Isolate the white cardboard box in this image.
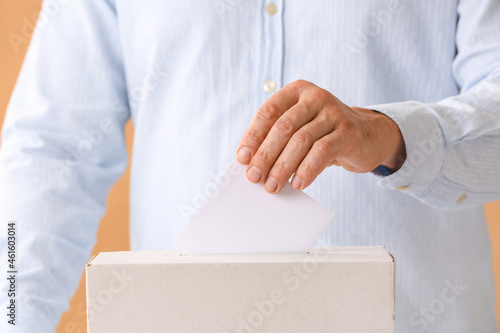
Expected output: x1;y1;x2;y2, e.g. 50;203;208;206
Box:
86;246;395;333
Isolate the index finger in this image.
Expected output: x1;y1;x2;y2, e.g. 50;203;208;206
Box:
236;80;304;165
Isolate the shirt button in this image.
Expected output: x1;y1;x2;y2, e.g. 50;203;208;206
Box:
396;185;409;191
266;3;278;15
457;194;467;203
263;80;277;93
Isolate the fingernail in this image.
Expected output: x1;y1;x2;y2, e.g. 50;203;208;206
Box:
291;175;302;190
265;177;278;193
236;147;251;165
247;166;262;183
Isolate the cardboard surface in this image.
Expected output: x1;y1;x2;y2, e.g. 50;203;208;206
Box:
86;247;395;332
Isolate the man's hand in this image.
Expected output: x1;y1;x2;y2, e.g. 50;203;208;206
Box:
236;80;406;194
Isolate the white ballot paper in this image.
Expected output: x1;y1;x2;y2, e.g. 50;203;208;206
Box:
174;161;334;254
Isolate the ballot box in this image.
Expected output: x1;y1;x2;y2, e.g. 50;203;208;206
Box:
86;246;395;333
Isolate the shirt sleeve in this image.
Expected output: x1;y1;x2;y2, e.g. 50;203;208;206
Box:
0;0;130;331
369;0;500;210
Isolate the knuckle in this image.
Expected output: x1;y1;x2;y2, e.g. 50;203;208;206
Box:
299;161;316;177
244;127;263;144
254;149;273;164
256;103;279;121
302;95;317;110
338;119;357;136
308;88;330;101
292;130;313;145
303;89;331;110
271;162;288;178
316;112;332;126
322;105;340;118
274;117;296;136
313;140;331;155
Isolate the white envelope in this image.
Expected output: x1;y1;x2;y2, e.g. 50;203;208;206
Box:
174;161;334;254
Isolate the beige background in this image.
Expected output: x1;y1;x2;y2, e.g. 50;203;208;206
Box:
0;2;498;332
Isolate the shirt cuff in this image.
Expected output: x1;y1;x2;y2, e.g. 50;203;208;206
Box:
372;165;393;177
368;101;446;198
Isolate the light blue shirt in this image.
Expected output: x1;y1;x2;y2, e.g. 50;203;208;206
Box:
1;0;500;332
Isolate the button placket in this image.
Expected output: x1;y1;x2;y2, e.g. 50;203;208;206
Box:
260;1;284;97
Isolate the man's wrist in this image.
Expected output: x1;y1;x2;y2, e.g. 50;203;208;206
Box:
373;109;406;172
